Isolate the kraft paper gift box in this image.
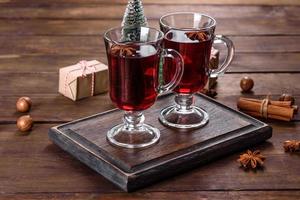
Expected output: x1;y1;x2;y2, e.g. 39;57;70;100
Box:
59;60;108;101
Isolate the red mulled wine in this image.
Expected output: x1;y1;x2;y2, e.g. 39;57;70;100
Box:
163;31;213;94
107;44;160;111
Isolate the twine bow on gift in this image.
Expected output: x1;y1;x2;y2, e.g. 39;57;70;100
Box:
64;60;98;99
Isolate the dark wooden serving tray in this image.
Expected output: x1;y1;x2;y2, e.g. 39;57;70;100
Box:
48;94;272;192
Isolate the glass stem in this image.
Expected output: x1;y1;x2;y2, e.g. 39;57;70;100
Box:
175;94;194;113
123;111;145;131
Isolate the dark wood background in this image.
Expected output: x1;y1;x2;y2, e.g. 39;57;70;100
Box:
0;0;299;199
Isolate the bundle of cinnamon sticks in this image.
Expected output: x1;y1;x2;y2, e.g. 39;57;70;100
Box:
237;97;297;121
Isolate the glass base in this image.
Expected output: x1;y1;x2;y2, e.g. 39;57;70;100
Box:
107;111;160;149
107;123;160;149
159;94;209;129
159;105;209;129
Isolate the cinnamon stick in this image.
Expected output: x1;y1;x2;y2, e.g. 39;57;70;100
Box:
242;111;291;121
240;97;292;108
237;97;295;121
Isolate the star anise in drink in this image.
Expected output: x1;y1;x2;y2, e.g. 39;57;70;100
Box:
237;150;265;169
283;140;300;152
185;31;208;41
111;44;135;56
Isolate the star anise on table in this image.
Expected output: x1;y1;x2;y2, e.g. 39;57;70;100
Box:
237;150;266;169
111;44;135;56
283;140;300;152
185;31;208;41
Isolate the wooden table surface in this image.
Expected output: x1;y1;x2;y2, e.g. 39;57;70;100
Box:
0;0;300;199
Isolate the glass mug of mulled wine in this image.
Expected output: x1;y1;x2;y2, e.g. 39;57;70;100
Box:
104;26;184;149
159;12;235;129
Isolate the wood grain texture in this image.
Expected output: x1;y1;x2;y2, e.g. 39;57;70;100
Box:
0;123;299;194
1;53;299;73
0;36;299;56
0;94;299;123
1;191;300;200
1;73;299;96
0;0;300;198
1;0;300;6
0;94;114;122
0;4;299;19
48;94;272;191
88;191;300;200
1;18;299;36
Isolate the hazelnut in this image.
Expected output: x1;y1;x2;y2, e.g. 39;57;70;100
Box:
240;77;254;92
17;115;33;132
16;97;32;112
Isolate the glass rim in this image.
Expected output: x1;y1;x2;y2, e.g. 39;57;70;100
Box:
103;26;164;45
159;12;217;31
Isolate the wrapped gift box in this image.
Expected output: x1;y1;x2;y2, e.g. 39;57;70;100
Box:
59;60;108;101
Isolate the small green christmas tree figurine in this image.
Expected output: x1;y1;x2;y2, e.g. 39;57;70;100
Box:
121;0;148;41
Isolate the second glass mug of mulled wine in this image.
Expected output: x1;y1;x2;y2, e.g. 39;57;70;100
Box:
159;12;235;129
104;26;184;149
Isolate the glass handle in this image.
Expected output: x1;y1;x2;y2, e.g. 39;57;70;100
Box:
210;35;235;78
158;49;184;94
